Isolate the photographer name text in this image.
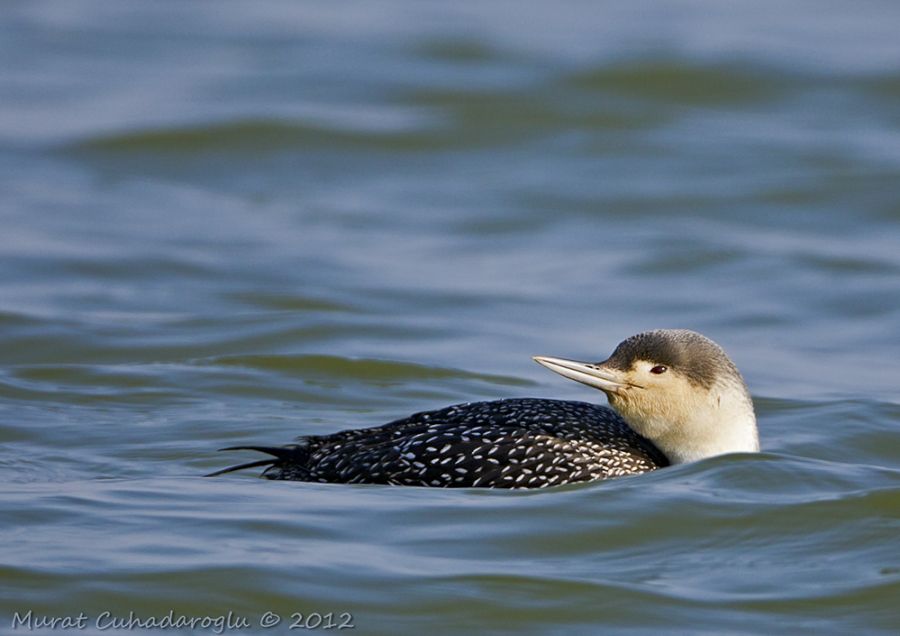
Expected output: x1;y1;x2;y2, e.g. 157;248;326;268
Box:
11;610;354;632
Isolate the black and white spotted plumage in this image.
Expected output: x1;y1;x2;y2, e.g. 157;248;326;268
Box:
212;398;668;488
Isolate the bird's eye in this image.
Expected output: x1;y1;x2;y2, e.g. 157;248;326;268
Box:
650;365;667;374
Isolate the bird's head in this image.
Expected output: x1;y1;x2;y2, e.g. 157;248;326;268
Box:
534;329;758;464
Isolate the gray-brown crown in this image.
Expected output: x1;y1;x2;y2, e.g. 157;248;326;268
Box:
602;329;743;390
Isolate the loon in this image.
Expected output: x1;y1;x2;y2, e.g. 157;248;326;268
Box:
208;329;758;488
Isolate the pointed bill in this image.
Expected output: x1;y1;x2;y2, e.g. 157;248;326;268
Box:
532;356;632;394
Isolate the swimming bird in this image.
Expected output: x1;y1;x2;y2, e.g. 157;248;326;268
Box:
208;329;758;488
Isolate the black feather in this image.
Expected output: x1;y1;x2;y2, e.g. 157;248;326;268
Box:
204;458;277;477
219;445;296;460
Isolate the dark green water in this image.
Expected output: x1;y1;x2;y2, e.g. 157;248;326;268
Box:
2;2;899;634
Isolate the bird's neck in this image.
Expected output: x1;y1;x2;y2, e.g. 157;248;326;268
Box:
617;381;759;465
658;405;758;465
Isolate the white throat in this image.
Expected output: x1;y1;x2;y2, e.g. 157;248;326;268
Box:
617;379;759;465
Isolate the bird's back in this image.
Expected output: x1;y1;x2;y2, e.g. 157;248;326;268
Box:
243;398;668;488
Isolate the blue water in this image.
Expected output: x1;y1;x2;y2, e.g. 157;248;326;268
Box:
1;2;899;634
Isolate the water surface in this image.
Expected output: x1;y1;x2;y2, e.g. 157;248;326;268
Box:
1;2;899;634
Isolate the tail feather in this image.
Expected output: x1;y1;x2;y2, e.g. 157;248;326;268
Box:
204;458;277;477
219;445;297;460
206;444;307;478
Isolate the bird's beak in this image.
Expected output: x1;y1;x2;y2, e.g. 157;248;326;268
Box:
532;356;632;395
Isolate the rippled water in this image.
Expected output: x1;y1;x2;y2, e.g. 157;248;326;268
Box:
2;2;899;634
